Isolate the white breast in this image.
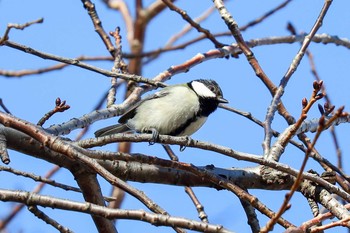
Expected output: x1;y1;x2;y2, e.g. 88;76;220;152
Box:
128;85;203;136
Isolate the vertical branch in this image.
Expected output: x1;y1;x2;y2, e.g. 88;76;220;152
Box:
108;27;128;107
287;21;344;184
81;0;116;57
263;0;333;156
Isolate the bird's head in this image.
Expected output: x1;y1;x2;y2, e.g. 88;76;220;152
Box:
189;79;228;104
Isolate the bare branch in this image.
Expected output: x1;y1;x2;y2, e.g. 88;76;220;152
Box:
28;205;73;233
0;189;233;233
37;98;70;126
0;18;43;44
213;0;294;131
1;40;165;87
161;0;225;48
262;0;334;159
81;0;116;57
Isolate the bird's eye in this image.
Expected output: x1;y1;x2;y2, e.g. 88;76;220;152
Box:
209;85;216;92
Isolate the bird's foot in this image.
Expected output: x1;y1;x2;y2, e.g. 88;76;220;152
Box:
179;136;192;152
149;128;159;145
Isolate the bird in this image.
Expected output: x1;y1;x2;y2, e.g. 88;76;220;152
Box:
94;79;228;143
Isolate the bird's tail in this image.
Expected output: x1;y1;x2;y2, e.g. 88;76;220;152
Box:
94;124;131;137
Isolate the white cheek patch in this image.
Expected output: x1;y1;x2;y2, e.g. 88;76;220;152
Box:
191;81;216;98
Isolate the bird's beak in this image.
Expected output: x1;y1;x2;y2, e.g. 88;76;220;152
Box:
218;97;229;104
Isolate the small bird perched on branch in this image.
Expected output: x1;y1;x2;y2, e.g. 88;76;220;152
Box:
95;79;228;143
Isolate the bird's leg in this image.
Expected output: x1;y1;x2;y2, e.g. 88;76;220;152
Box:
149;128;159;145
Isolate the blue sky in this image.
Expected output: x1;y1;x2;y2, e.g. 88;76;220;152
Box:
1;0;350;232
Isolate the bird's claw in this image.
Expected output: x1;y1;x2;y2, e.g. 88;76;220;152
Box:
149;128;159;145
179;136;192;152
180;145;186;152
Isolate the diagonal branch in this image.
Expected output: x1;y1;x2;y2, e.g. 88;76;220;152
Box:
212;0;295;132
262;0;334;156
162;0;225;48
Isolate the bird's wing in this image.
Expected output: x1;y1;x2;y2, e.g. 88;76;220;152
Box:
94;123;130;137
118;88;170;124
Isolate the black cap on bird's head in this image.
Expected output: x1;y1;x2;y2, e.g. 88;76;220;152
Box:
189;79;228;104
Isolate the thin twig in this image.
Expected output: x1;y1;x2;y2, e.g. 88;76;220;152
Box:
162;145;210;223
0;56;112;78
220;104;305;150
108;27;128;107
162;0;225;48
28;205;73;233
81;0;116;57
0;165;60;230
110;27;128;74
2;39;166;87
144;4;217;64
287;22;346;199
239;188;261;233
165;5;216;48
0;163;122;203
267;80;324;161
103;0;134;45
298;203;350;231
0;165;79;192
0;18;43;45
184;187;209;223
240;0;292;31
37;98;70;126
